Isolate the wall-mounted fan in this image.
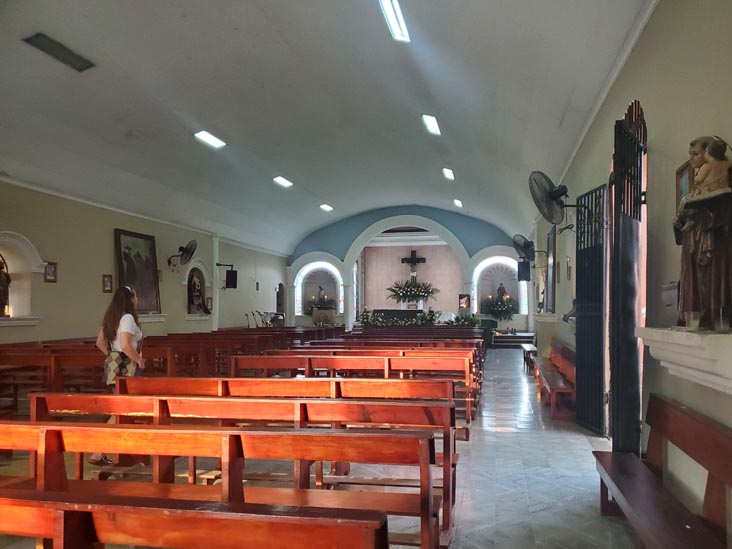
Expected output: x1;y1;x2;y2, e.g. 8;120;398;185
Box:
529;171;569;225
168;240;197;269
513;234;537;262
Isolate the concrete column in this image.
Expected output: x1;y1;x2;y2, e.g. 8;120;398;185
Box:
212;235;220;331
343;283;354;330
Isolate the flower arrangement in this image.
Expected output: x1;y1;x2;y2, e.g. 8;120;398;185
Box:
386;280;440;304
446;316;481;327
482;296;518;321
358;309;437;327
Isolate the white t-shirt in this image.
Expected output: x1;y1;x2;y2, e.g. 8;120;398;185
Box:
111;313;143;353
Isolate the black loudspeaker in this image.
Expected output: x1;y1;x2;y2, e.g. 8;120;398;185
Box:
225;270;238;289
518;260;531;281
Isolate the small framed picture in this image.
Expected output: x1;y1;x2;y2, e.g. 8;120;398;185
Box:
102;274;113;293
459;294;470;310
676;160;694;209
43;262;57;283
206;297;213;311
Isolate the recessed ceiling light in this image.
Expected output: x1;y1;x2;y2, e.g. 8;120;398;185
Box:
273;176;294;188
453;199;463;208
378;0;410;43
320;204;334;212
443;168;455;181
422;115;441;136
194;130;226;149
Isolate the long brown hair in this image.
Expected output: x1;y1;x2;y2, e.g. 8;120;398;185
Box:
102;286;138;342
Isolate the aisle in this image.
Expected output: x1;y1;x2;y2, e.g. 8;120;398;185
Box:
451;348;635;548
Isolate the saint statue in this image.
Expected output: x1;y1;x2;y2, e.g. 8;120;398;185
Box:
496;283;507;299
674;136;732;331
0;260;11;317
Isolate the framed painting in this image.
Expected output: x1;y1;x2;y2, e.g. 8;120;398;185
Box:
114;229;161;313
545;226;556;313
44;262;57;283
102;274;113;293
676;161;694;209
459;294;470;310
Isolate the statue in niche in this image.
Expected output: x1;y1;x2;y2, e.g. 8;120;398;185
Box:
0;260;11;317
674;136;732;331
187;268;210;315
496;282;507;299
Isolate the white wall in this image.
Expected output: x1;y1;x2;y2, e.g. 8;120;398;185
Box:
534;0;732;511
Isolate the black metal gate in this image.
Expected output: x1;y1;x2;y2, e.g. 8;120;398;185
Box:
575;185;607;435
609;100;646;454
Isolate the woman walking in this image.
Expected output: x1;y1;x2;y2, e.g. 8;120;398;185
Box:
89;285;145;466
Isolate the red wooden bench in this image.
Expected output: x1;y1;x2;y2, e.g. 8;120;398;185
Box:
530;338;575;420
31;392;456;546
2;421;439;548
594;393;729;548
0;489;389;549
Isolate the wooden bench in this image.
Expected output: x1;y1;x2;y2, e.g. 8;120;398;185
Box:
530;338;575;420
593;393;729;548
532;357;575;420
520;343;536;372
1;421;440;548
118;376;455;401
31;392;456;545
0;488;389;548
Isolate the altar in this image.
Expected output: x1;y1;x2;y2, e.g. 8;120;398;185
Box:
372;309;425;322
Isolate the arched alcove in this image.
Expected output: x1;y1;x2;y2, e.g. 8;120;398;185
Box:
0;231;46;318
471;256;528;316
293;261;344;316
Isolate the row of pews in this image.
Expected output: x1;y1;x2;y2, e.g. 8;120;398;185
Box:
0;326;486;548
0;326;344;410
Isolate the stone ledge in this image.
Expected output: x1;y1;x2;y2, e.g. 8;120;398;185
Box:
534;313;558;323
0;316;40;327
636;326;732;395
185;314;211;321
137;314;167;324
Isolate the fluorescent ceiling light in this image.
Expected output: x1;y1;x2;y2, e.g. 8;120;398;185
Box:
320;204;334;212
379;0;410;43
453;199;463;208
422;115;441;136
273;176;294;188
194;130;226;149
442;168;455;181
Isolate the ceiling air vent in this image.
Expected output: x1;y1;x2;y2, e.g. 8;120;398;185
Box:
22;33;95;73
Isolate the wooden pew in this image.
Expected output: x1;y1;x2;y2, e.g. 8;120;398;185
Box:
1;421;439;548
30;393;455;546
530;338;575;420
118;376;455;402
594;393;728;548
0;489;390;548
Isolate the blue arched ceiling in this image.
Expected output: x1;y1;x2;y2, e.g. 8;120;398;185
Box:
289;206;513;265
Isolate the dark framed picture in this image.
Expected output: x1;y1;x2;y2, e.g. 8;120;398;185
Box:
545;226;556;313
102;274;113;293
43;262;57;283
676;161;694;209
458;294;470;310
114;229;161;313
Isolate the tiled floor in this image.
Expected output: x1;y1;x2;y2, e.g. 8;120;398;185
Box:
449;349;635;548
0;348;636;548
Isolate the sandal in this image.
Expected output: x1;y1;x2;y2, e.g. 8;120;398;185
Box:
88;456;114;466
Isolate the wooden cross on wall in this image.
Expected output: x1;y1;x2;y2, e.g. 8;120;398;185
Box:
401;250;426;282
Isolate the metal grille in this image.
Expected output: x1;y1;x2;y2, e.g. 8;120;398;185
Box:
609;100;646;454
575;185;607;435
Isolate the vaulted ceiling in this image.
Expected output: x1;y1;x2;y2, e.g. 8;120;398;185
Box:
0;0;652;254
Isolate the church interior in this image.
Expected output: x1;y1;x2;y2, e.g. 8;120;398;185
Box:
1;0;732;547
